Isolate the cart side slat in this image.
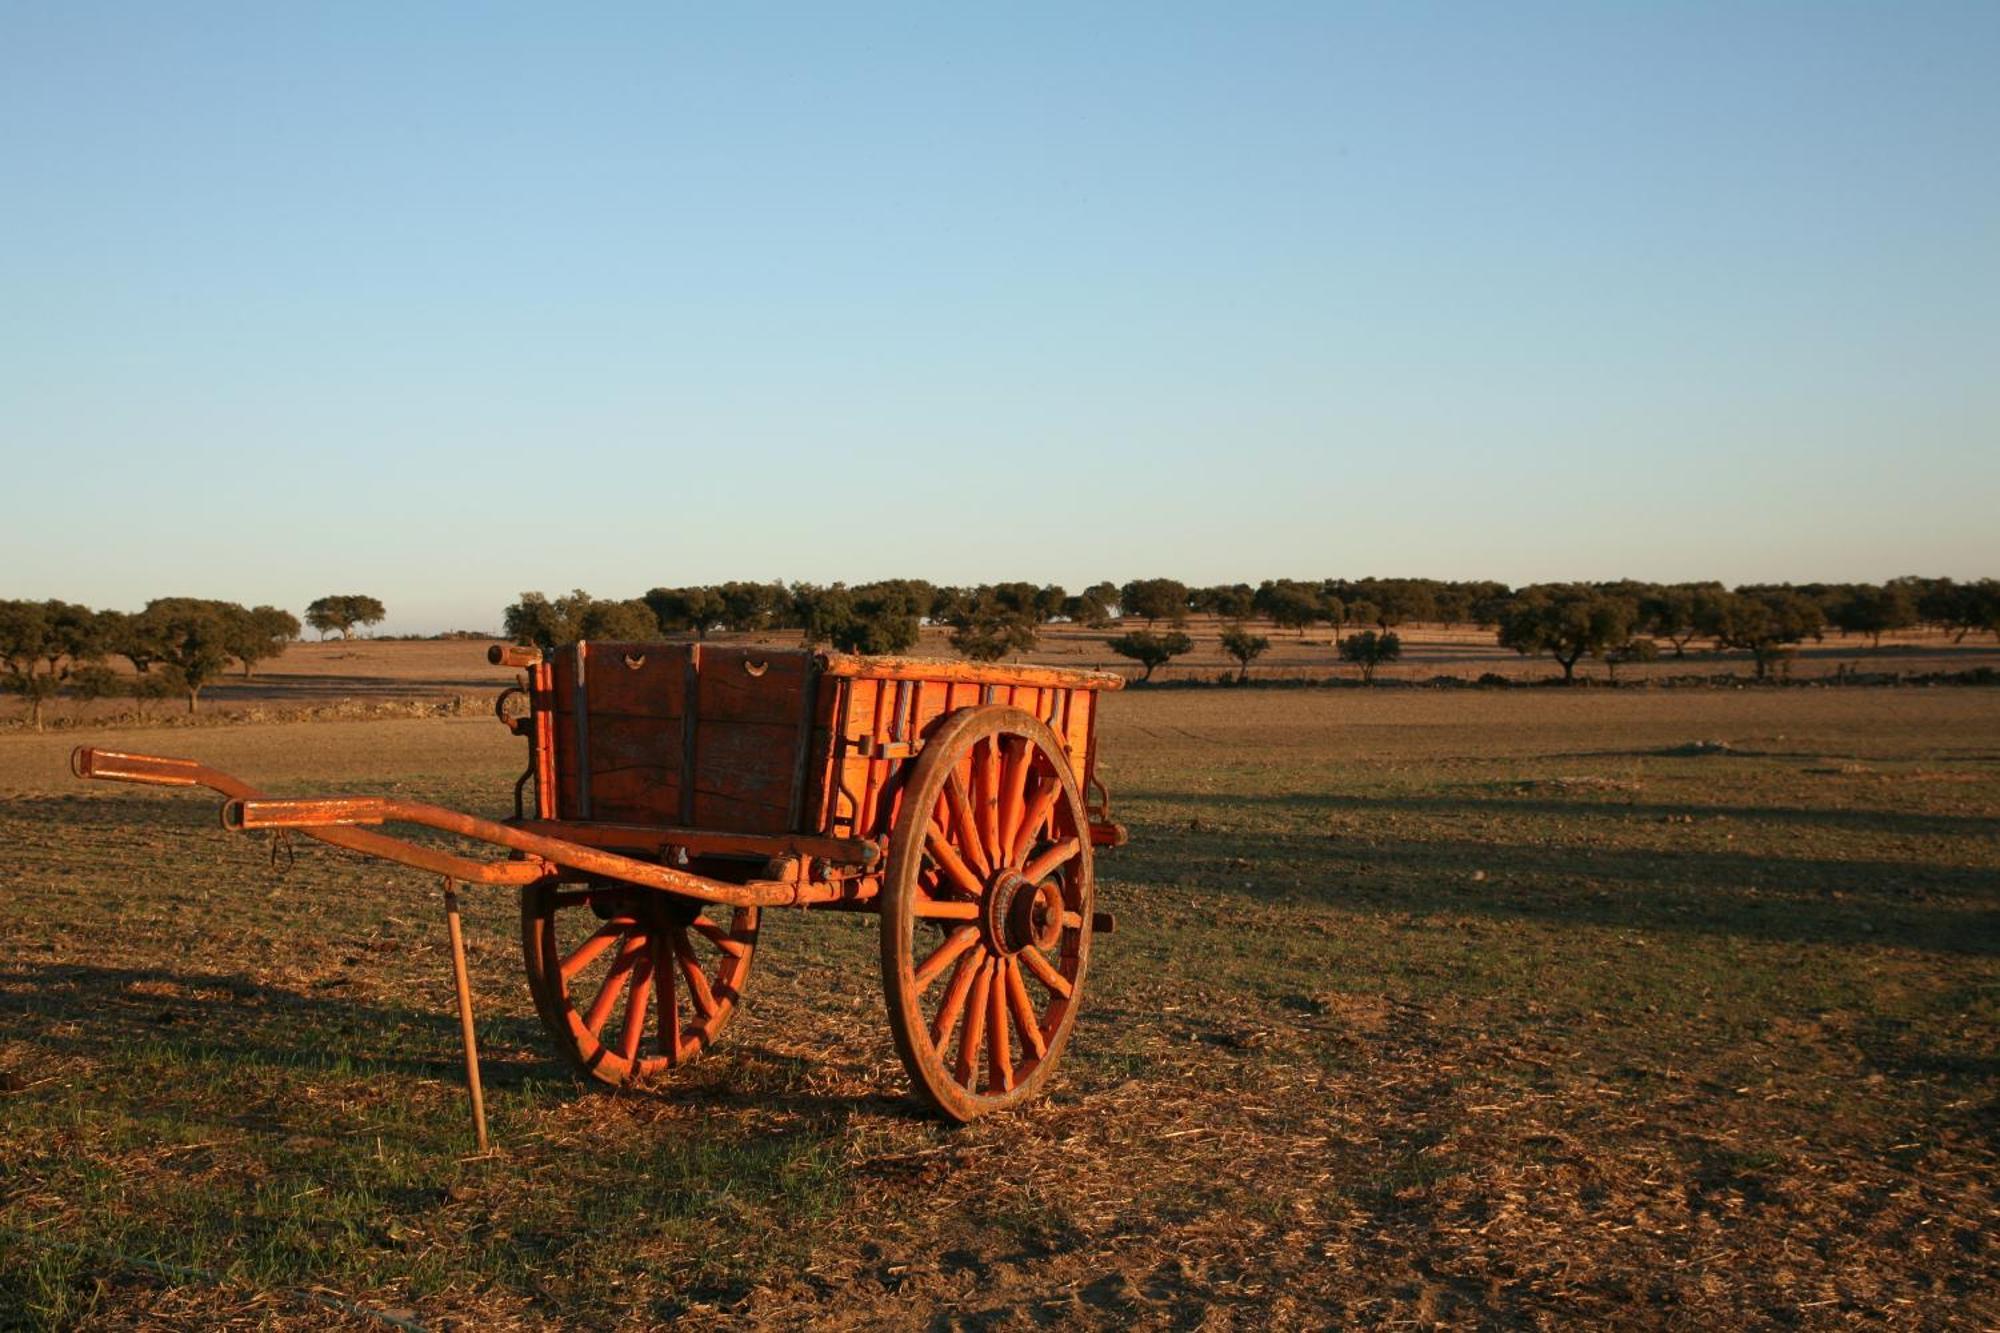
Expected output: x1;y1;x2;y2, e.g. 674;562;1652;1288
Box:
810;663;1115;845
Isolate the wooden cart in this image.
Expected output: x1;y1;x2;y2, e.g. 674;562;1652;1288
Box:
73;643;1125;1142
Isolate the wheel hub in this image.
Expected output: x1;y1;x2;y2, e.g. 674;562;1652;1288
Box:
984;871;1065;955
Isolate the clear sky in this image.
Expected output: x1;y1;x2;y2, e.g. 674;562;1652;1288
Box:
3;3;1995;633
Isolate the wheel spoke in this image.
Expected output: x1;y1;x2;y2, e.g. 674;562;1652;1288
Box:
559;922;625;983
987;962;1014;1093
1061;910;1084;930
1022;836;1081;885
955;960;993;1086
997;738;1032;867
1020;943;1073;999
1005;957;1047;1060
913;896;980;920
619;956;655;1064
691;917;750;958
975;740;1001;870
914;926;980;991
653;932;681;1063
944;770;991;879
582;933;645;1037
1009;775;1063;869
924;823;986;900
673;931;719;1019
930;952;981;1048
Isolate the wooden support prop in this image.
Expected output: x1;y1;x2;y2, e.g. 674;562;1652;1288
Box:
441;879;490;1154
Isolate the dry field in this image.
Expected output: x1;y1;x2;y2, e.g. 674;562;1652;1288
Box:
2;685;1997;1327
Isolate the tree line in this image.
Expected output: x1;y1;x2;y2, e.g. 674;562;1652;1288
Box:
502;575;2000;683
0;590;390;727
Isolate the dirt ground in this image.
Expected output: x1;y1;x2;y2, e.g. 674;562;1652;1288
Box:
1;686;1996;1328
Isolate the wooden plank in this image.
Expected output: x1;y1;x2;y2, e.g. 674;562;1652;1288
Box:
694;721;802;810
818;653;1124;691
581;643;690;717
698;648;813;723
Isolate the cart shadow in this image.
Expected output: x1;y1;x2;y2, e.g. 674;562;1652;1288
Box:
0;961;568;1087
0;961;930;1124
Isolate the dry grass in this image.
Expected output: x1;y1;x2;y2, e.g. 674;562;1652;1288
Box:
1;688;1996;1328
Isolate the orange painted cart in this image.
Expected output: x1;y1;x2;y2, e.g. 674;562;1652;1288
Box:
73;643;1125;1143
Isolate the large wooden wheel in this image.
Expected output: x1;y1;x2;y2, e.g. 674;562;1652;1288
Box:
881;706;1095;1121
521;881;758;1085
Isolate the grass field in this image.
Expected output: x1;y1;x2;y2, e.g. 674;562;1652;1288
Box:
2;686;1996;1327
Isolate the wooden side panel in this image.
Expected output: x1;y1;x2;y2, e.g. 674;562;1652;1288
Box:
546;643;831;835
820;670;1104;843
549;643;690;823
691;648;815;834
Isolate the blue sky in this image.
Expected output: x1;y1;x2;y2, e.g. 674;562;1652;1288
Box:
3;3;1995;632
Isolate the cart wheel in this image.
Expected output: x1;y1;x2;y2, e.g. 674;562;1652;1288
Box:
881;706;1094;1121
521;881;758;1086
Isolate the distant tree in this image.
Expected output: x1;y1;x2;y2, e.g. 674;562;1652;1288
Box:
1829;583;1917;647
1365;579;1435;628
134;598;239;712
1318;592;1347;642
793;584;854;645
1106;630;1193;683
830;582;922;655
128;671;175;718
715;581;785;633
1343;599;1381;634
1118;579;1189;628
1712;588;1824;679
67;663;124;717
0;599;107;729
643;586;727;638
1034;584;1069;623
947;600;1040;662
984;582;1043;622
225;605;300;678
1604;636;1659;683
1431;585;1472;628
943;586;1041;661
582;598;662;642
1891;575;1958;633
1338;629;1402;684
927;585;972;626
304;594;385;640
504;591;660;651
1060;583;1120;627
1464;582;1515;630
1218;626;1270;681
1497;585;1637;683
1254;580;1320;637
1637;584;1725;657
1193;584;1256;621
0;600;54;729
1061;591;1114;628
504;591;585;651
1950;579;2000;642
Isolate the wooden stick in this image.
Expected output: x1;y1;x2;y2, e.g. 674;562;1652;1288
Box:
442;879;489;1154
